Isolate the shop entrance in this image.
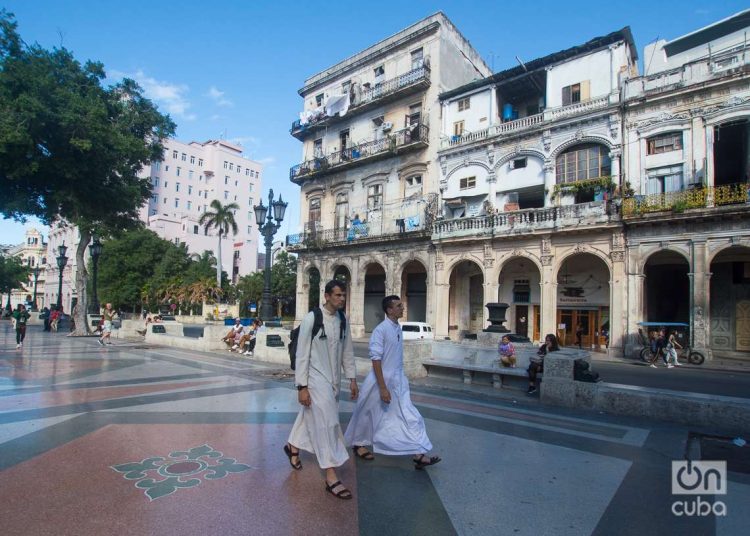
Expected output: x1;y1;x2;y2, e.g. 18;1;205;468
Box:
556;308;609;351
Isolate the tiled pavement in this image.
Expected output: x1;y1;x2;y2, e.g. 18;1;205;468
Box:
1;323;748;536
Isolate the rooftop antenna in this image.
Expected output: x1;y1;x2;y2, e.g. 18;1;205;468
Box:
645;36;659;76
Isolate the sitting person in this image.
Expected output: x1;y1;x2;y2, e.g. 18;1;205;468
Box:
527;333;560;395
49;308;61;332
235;319;263;355
498;335;516;367
222;318;245;350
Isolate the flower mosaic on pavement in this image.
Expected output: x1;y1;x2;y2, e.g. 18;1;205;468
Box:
111;444;252;500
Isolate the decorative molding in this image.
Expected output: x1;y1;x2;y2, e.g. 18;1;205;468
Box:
541;236;552;255
541;255;553;266
543;130;552;152
611;251;624;262
634;111;690;132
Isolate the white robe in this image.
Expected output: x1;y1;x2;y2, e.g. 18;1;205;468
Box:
288;308;355;469
344;318;432;455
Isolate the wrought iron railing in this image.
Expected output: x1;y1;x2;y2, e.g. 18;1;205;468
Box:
622;183;749;216
290;124;429;181
291;65;430;134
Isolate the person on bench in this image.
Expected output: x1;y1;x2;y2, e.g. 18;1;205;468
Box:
222;318;245;350
527;333;559;395
235;319;262;355
498;335;516;367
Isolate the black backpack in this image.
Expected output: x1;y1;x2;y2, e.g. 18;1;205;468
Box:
573;358;600;383
288;307;347;370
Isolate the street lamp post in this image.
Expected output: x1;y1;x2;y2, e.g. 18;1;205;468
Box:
31;267;40;311
254;189;287;323
56;243;68;310
89;235;103;313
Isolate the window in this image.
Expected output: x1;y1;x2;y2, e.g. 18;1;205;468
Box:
367;184;383;210
199;175;203;182
225;176;229;184
153;177;159;187
453;121;465;137
245;168;250;176
555;144;611;183
181;153;186;161
309;198;321;226
151;194;158;203
165;165;169;171
193;225;199;234
457;97;470;111
224;161;228;169
562;80;590;106
175;182;180;192
224;191;229;199
313;138;323;157
407;103;421;126
229;163;234;171
155;162;161;171
460;176;476;190
247;226;252;234
342;80;351;96
249;183;253;192
198;158;203;167
188;185;193;194
187;200;192;210
373;65;384;77
511;158;527;169
406;175;422;187
235;180;238;187
176;167;181;176
163;197;167;204
647;132;683;155
405;174;423;196
174;198;179;208
189;170;194;180
172;150;178;159
164;181;168;187
411;48;424;70
335;193;349;230
647;165;684;194
315;93;324;107
339;129;350;152
237;166;241;174
190;155;195;164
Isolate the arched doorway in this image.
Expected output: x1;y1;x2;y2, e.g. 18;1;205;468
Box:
710;246;750;354
333;265;351;317
307;267;320;312
498;257;541;341
401;260;428;322
643;250;689;325
557;253;610;350
364;263;386;332
449;260;484;339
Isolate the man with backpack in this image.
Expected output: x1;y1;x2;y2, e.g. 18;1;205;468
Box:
284;280;358;501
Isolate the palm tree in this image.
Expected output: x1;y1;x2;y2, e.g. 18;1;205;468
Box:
199;200;239;288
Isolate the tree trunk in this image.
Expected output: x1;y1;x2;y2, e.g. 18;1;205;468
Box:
71;230;91;336
216;230;223;289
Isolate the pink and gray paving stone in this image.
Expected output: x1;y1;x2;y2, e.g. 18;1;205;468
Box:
1;323;748;536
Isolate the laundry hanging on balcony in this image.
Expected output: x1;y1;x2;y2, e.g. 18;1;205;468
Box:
326;93;350;118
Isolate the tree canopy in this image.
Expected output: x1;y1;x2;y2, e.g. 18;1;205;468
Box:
0;255;29;309
199;200;239;287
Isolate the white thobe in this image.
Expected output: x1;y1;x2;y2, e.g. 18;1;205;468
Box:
288;308;355;469
344;318;432;455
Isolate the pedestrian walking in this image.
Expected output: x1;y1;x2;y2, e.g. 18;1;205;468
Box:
284;280;358;501
575;323;583;349
12;304;30;349
344;295;441;470
665;329;682;367
98;303;116;346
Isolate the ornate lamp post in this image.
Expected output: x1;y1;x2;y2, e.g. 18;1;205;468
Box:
56;243;68;310
89;235;103;313
31;266;40;311
254;189;287;323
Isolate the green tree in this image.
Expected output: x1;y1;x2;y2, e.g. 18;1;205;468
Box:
0;11;175;333
198;200;239;288
0;255;29;312
235;271;264;316
271;251;297;316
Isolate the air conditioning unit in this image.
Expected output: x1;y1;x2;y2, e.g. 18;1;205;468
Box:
382;121;393;131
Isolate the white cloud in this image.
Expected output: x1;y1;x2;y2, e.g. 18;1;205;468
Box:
206;85;233;107
210;114;222;121
110;69;196;121
230;136;259;146
257;156;276;166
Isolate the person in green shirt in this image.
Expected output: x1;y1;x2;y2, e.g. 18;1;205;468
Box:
12;304;31;349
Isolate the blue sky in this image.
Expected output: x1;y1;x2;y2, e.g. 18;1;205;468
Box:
1;0;746;248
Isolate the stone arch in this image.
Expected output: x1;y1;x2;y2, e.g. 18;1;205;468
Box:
362;262;387;332
708;240;750;265
493;149;546;172
400;258;429;323
396;251;431;277
704;100;750;126
357;258;387;286
492;250;544;283
637;246;690;275
549;135;615;160
708;244;750;353
444;160;493;182
448;259;485;339
554;246;612;280
496;254;543;340
444;253;487;279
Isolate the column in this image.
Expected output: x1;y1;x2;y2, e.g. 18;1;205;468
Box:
540;262;557;339
609;149;621;189
295;260;308;325
608;254;626;356
433;283;450;339
689;239;710;358
624;273;646;356
543;161;556;207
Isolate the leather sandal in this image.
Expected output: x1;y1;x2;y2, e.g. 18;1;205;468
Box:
283;444;302;470
414;454;441;470
325;480;352;500
352;445;375;460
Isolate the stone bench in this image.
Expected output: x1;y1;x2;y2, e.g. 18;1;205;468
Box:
423;356;536;389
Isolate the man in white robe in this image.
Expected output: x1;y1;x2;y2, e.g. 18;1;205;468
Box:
344;295;441;469
285;280;359;500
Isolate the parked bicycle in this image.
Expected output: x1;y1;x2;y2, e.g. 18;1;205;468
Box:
637;322;705;365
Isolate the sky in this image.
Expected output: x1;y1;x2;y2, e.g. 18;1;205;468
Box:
1;0;746;249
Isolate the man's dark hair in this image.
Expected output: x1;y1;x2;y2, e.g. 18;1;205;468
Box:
382;295;401;313
324;279;346;295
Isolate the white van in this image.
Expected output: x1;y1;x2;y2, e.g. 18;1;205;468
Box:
401;322;434;340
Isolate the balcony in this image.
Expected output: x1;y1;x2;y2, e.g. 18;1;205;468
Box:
622;183;749;217
286;194;437;251
440;94;612;150
290;65;431;139
289;124;429;184
623;44;750;100
432;201;616;240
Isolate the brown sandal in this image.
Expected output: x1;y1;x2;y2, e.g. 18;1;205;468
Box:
352;446;375;460
414;454;441;470
283;444;302;470
325;480;352;500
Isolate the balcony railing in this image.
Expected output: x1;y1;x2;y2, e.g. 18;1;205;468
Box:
440;94;612;149
432;201;615;239
289;124;429;182
286;194;438;251
291;65;430;136
622;183;749;216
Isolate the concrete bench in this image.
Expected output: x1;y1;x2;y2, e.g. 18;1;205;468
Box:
423;356;536;389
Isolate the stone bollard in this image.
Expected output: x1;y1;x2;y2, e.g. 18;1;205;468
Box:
539;350;594;407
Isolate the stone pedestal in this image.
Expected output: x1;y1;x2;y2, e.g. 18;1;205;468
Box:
252;327;291;366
